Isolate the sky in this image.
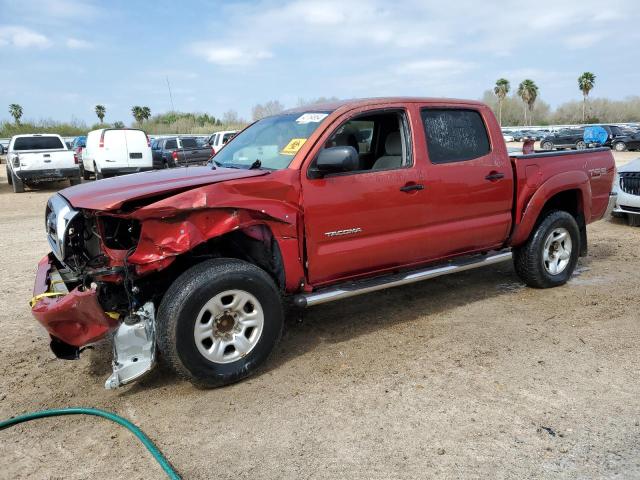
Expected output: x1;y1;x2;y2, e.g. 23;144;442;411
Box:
1;0;639;124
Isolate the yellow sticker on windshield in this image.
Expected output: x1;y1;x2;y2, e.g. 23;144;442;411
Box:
280;138;307;155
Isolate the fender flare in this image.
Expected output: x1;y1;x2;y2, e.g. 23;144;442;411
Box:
510;170;592;246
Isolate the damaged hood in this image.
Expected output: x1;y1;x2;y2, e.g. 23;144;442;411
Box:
60;166;269;211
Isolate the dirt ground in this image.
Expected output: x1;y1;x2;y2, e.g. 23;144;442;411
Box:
1;151;639;479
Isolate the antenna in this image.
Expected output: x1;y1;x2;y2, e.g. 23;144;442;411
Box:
166;76;175;112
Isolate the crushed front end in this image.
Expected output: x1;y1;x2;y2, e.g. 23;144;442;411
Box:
32;193;156;388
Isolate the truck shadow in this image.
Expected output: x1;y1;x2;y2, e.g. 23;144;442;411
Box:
265;262;524;372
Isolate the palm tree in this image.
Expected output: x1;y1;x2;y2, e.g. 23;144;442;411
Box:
95;104;106;123
131;106;144;124
141;106;151;122
493;78;510;126
517;79;539;126
578;72;596;122
9;104;23;125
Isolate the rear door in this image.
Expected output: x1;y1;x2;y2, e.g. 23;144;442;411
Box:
124;130;151;168
103;130;128;167
416;105;513;259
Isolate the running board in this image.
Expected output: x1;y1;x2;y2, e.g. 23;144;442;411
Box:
293;250;513;308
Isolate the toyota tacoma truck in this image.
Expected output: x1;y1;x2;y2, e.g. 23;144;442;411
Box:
6;134;80;193
31;98;616;389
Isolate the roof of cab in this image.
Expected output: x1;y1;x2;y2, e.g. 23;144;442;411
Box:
283;97;487;114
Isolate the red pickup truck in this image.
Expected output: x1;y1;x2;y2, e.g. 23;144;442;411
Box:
32;98;616;389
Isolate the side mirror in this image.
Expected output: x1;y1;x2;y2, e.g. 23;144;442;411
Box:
312;146;359;177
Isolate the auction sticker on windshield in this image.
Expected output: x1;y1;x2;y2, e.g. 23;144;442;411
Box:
296;113;328;124
281;138;307;155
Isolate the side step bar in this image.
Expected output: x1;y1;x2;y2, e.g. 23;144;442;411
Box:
293;250;512;308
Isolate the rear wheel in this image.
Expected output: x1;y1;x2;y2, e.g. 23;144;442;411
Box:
94;162;103;180
575;140;586;150
614;142;627;152
69;176;81;186
541;141;554;150
157;258;284;388
11;170;24;193
6;165;12;185
81;164;91;180
513;210;580;288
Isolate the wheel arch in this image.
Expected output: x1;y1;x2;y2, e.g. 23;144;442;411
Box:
510;171;591;249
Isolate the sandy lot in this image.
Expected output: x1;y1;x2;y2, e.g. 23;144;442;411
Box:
1;151;639;479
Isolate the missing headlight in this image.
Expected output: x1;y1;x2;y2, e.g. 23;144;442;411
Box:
100;216;141;250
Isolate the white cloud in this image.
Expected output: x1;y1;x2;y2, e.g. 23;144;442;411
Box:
0;26;51;48
191;43;272;66
66;37;93;49
564;32;606;49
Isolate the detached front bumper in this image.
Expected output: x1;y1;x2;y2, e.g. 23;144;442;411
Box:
31;254;119;352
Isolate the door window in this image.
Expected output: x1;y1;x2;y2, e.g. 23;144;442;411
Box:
421;109;490;164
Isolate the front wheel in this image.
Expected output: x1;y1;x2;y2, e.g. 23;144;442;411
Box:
157;259;284;388
513;210;580;288
575;140;586;150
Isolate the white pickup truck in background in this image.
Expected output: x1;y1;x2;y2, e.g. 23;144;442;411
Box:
6;134;80;193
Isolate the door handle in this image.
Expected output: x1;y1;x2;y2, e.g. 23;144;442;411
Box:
485;172;505;181
400;183;425;192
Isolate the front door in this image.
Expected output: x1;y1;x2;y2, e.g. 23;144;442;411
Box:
302;108;429;286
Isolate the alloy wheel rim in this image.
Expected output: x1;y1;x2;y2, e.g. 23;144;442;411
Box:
193;289;264;364
542;227;572;275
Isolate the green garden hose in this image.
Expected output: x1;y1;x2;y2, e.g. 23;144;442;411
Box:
0;407;181;480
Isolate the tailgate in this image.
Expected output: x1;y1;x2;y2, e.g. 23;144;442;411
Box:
17;150;75;171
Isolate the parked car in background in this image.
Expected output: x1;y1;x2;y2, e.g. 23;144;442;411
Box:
81;128;152;179
207;130;237;154
596;125;627;149
71;135;87;166
32;97;616;389
540;128;587;150
5;134;80;193
151;136;214;168
503;133;515;142
612;158;640;226
611;130;640;151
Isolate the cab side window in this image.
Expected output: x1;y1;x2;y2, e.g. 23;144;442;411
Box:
320;110;411;172
421;109;490;164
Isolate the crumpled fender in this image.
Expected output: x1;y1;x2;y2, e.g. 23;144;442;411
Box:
510;170;591;246
122;170;306;291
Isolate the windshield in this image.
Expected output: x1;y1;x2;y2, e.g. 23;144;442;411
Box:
213;112;331;170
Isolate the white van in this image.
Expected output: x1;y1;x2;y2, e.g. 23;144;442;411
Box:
82;128;153;179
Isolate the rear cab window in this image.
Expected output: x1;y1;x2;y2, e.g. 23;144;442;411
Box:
165;139;177;149
13;136;64;151
420;109;490;164
180;138;198;148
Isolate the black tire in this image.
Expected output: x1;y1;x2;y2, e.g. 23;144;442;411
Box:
628;215;640;227
541;141;554;150
69;176;81;186
6;165;12;185
11;170;24;193
575;140;586;150
81;164;91;180
95;162;103;180
613;142;627;152
156;258;284;388
513;210;580;288
162;160;169;169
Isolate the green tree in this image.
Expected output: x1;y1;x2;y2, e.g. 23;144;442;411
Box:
131;106;144;123
9;104;23;125
141;106;151;122
113;121;125;129
517;79;539;126
493;79;510;126
578;72;596;123
95;104;106;123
